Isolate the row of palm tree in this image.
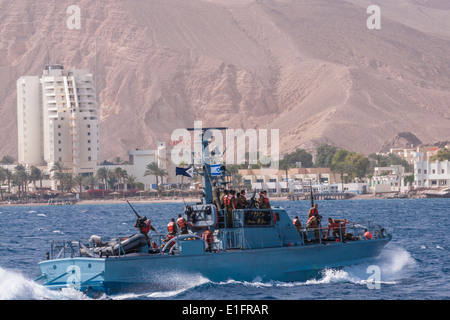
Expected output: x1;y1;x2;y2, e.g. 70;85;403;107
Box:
0;160;176;201
143;162;169;190
0;165;49;201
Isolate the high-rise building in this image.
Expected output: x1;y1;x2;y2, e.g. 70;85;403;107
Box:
17;65;100;176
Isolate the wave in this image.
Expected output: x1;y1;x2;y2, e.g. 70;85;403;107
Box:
109;272;211;300
0;267;90;300
210;245;415;289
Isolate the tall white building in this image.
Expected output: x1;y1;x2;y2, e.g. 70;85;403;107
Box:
17;65;100;176
413;152;450;188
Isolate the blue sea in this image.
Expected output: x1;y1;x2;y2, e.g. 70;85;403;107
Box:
0;199;449;301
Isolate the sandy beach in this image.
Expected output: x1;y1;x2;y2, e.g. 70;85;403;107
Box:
0;193;386;207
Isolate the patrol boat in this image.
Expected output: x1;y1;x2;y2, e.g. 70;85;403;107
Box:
36;127;392;294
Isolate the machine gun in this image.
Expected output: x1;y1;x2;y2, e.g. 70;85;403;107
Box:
128;200;147;229
248;189;258;209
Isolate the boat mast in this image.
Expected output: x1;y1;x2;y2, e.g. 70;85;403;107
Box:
187;127;227;205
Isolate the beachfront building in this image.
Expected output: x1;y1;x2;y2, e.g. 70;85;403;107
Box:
95;142;180;191
239;168;349;195
239;168;340;187
17;65;100;182
414;152;450;188
368;165;410;193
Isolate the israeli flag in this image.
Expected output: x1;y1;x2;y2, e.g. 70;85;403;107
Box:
210;164;221;176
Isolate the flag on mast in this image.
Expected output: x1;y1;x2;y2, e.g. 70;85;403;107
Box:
176;166;194;178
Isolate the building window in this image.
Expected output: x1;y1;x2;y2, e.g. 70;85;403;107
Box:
432;169;435;174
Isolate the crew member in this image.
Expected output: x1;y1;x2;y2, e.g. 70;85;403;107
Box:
293;216;303;233
177;213;192;235
258;190;271;209
136;218;159;246
306;214;320;240
308;203;319;219
325;218;348;241
202;228;214;252
162;218;178;252
225;190;236;228
167;218;178;236
220;189;229;210
364;229;373;240
236;190;249;209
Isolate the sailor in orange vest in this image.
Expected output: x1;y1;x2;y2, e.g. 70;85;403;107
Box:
364;229;373;240
162;218;178;251
292;216;303;233
220;190;229;210
308;204;319;219
258;190;271;209
325;218;348;240
293;215;306;240
136;218;159;246
177;213;193;235
225;190;236;228
167;218;178;236
306;214;320;240
202;227;214;252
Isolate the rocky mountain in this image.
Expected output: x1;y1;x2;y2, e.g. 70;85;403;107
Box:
0;0;449;161
379;132;423;153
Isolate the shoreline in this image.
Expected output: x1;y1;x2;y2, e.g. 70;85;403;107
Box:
0;193;416;207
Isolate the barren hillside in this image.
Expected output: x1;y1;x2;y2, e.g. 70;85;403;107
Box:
0;0;449;161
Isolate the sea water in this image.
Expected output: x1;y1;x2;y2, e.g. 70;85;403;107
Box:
0;199;449;300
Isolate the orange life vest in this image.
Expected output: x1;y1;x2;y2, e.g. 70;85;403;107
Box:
177;217;186;229
226;195;236;207
308;208;318;218
167;221;175;233
329;222;340;229
203;230;213;244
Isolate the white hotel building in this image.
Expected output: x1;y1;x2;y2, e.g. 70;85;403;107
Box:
414;152;450;188
17;65;100;176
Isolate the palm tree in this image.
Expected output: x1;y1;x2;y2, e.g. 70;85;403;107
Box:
125;174;138;189
3;168;13;193
29;166;43;191
113;157;123;165
73;174;85;199
14;164;29;198
96;167;110;197
50;162;68;193
158;168;169;185
0;167;6;201
144;162;161;189
113;167;127;193
0;155;15;165
85;175;98;196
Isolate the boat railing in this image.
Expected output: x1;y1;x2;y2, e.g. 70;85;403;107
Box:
303;221;387;242
49;237;131;260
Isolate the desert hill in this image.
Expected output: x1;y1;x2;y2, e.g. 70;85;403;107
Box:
0;0;449;161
